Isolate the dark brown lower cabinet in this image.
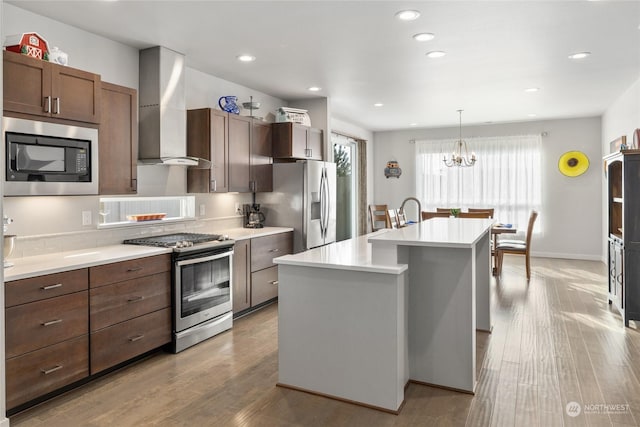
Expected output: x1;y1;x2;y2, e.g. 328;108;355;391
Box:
6;336;89;409
233;239;251;314
90;308;171;374
5;255;171;411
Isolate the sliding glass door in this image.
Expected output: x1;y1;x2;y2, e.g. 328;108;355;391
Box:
332;133;357;242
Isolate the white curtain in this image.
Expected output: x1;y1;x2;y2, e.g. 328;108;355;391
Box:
415;135;542;230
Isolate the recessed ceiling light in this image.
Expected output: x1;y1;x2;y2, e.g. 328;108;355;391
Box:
308;86;321;92
374;103;384;107
426;51;446;58
395;10;420;21
236;54;256;62
524;87;540;93
528;114;537;117
413;33;435;42
568;52;591;59
409;123;418;126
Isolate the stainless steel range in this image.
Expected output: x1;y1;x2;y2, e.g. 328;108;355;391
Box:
124;233;234;353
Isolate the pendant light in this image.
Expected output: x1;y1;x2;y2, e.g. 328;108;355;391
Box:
443;110;476;167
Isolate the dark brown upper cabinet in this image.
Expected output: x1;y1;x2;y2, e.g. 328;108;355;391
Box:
272;122;323;161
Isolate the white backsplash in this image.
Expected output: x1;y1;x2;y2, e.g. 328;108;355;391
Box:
8;216;244;259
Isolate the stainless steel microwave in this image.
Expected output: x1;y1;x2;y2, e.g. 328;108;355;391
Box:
3;117;98;195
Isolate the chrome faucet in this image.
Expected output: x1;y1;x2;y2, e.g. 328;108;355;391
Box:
399;197;422;223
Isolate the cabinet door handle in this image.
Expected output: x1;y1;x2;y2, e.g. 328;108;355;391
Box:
210;179;217;192
44;96;51;113
305;148;312;157
41;319;63;327
269;280;279;286
127;267;143;272
129;334;145;342
41;365;63;375
41;283;63;290
127;296;144;303
53;97;61;114
131;178;137;192
268;248;280;253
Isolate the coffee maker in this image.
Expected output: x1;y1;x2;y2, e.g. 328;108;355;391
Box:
242;203;265;228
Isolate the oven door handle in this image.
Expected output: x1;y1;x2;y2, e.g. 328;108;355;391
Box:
176;250;234;267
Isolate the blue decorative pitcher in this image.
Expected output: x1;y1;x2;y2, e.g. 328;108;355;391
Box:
218;96;240;114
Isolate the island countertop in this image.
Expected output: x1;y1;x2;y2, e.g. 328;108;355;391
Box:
368;218;494;248
274;230;407;275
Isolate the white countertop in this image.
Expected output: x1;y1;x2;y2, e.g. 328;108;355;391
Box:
4;226;293;281
368;218;494;248
4;245;172;281
274;230;407;275
224;227;293;241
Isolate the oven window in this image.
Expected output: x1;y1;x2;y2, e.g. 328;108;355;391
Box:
179;255;231;318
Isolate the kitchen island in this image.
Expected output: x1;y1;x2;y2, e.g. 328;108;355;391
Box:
274;218;493;413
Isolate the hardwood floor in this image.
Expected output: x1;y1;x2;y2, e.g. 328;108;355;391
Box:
10;256;640;426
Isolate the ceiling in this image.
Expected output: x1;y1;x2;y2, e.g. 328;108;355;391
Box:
7;1;640;131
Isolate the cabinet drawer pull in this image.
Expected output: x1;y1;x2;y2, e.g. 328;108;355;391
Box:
268;248;280;253
44;96;51;113
126;267;143;272
41;365;63;375
42;319;63;327
41;283;63;290
269;280;279;286
129;334;145;342
127;295;145;303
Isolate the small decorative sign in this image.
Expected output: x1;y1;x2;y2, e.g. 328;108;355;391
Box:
384;160;402;178
4;32;50;60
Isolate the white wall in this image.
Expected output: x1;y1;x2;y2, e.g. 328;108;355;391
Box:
601;75;640;261
373;117;603;260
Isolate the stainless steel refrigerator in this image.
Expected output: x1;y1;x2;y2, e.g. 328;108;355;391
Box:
258;160;336;253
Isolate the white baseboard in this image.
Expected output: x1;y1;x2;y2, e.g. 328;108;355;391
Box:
529;251;603;262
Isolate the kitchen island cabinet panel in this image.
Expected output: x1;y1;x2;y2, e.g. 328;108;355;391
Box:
99;82;138;194
89;254;171;288
5;291;88;359
89;271;171;332
90;307;171;374
232;239;251;314
6;335;89;410
5;268;88;307
3;50;101;124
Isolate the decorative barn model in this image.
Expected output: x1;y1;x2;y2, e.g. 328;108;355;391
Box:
384;160;402;178
4;32;49;60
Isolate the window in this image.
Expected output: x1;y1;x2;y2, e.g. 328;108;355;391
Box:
98;196;196;228
415;135;542;229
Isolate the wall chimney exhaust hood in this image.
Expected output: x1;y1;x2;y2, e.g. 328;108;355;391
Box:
138;46;209;168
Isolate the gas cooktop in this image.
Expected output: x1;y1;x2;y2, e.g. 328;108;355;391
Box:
123;232;233;252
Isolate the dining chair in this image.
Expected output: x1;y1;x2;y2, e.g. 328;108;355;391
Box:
421;211;451;220
458;211;493;218
436;208;459;213
468;208;494;218
496;210;539;280
388;209;400;229
369;204;392;231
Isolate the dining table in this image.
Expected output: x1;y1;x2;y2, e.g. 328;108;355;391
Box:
491;224;517;275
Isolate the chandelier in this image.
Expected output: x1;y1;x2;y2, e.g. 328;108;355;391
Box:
443;110;476;167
